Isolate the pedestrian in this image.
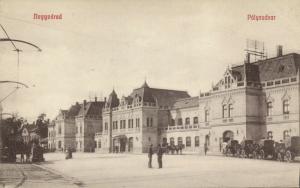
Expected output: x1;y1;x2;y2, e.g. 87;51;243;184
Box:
179;145;182;155
204;143;208;155
148;144;153;168
157;144;163;169
21;152;24;163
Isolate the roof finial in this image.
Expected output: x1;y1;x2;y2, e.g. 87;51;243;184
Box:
141;78;149;88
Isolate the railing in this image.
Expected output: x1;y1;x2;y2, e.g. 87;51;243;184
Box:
160;124;200;131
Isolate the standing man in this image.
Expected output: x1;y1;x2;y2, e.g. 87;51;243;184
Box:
204;142;208;156
157;144;163;169
148;144;153;168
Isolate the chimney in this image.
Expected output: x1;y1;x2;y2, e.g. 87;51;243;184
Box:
83;100;87;110
245;53;250;64
95;97;97;102
277;45;283;57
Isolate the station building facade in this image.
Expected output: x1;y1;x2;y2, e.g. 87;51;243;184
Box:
50;49;300;154
95;50;300;154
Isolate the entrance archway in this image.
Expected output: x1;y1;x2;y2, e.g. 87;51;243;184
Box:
128;137;133;152
119;137;127;152
205;135;210;146
223;130;234;142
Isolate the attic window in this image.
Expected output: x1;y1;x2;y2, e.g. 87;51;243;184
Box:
278;65;285;73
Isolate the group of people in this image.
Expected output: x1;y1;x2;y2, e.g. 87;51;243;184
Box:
148;144;163;169
165;144;184;155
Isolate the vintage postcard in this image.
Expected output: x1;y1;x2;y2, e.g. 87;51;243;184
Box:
0;0;300;188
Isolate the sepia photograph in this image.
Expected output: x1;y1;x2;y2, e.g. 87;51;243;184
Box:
0;0;300;187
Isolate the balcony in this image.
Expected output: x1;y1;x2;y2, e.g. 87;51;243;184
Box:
160;124;200;132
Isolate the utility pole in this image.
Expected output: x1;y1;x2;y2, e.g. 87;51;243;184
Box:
0;24;41;162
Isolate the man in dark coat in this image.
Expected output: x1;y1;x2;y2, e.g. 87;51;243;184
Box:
148;144;153;168
157;144;163;168
204;143;208;155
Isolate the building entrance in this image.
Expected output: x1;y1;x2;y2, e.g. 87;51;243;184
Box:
128;137;133;152
223;130;234;142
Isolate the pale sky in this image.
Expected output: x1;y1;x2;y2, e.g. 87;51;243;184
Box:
1;0;300;122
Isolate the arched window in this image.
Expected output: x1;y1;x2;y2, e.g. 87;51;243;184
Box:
283;130;290;140
228;104;233;118
170;137;174;146
185;117;190;125
222;105;227;118
267;102;273;116
186;137;191;147
283;100;289;114
195;136;200;147
177;137;183;146
267;131;273;140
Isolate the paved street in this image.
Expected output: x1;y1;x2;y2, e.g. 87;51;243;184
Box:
0;162;78;188
39;153;300;188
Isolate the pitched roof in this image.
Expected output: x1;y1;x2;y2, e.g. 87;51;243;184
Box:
66;103;81;117
77;101;105;117
130;82;190;106
172;96;199;109
231;53;300;82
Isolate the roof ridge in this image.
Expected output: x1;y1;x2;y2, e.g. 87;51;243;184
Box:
175;96;199;101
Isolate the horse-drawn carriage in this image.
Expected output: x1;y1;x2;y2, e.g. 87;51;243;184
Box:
224;140;240;157
254;139;276;160
238;139;254;158
275;136;300;162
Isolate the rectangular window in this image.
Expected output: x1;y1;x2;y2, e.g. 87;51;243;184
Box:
171;119;175;126
186;137;191;147
177;118;182;126
283;100;289;114
228;104;233;118
205;110;209;122
195;136;199;147
170;137;175;146
267;81;274;86
150;118;153;127
193;117;198;124
136;118;140;128
146;118;149;127
185;118;190;125
267;102;272;116
178;137;183;146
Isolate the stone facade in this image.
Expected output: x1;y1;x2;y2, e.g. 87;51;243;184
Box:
95;83;190;153
52;103;81;151
95;51;300;154
75;99;105;152
47;121;56;151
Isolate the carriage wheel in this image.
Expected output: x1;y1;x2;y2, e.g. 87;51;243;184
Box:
285;151;292;163
277;153;282;162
